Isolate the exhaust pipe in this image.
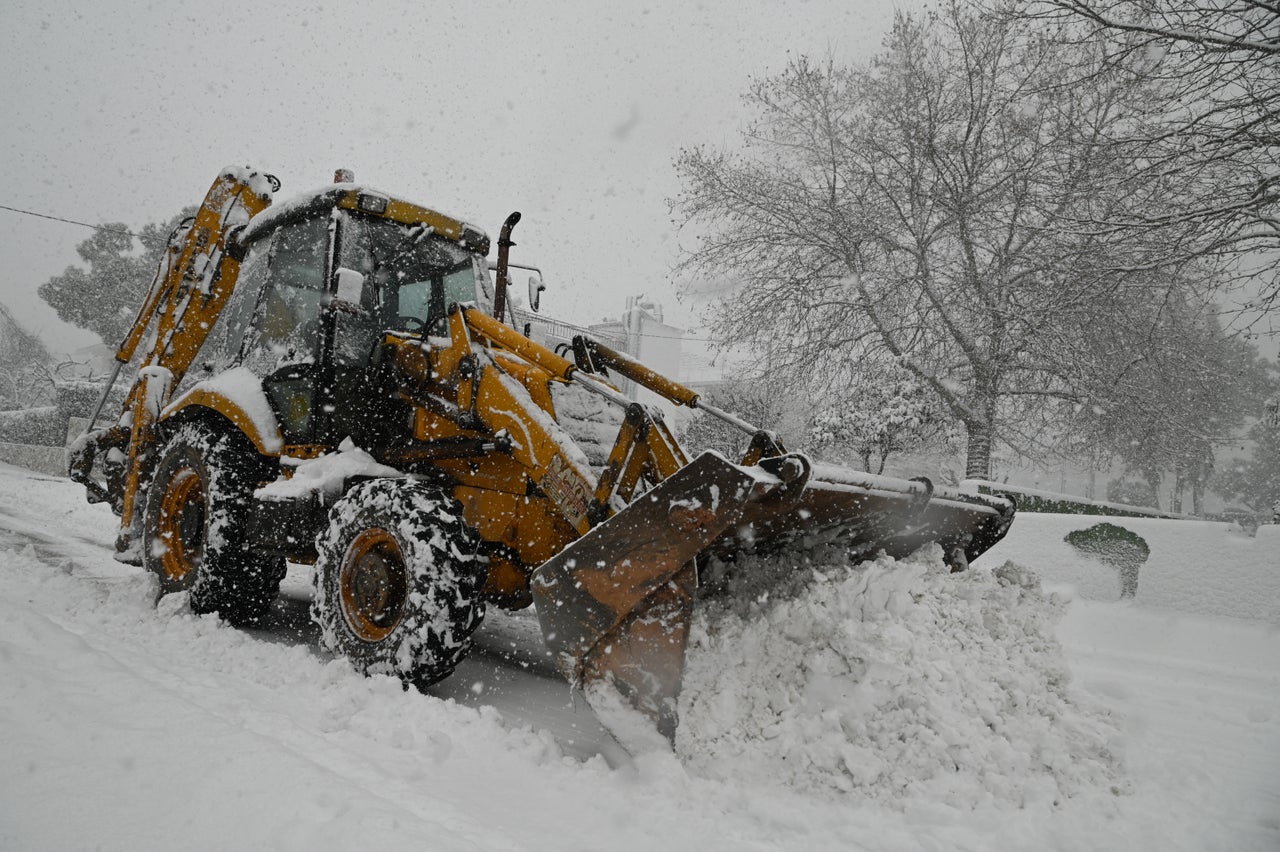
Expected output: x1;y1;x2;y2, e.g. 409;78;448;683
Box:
492;211;521;323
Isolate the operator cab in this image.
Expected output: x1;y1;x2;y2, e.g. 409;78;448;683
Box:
333;214;491;360
204;184;491;451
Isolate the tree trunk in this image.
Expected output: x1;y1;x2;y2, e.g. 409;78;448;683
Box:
1144;471;1162;511
965;425;992;481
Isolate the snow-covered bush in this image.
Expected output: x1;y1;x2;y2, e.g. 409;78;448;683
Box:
0;406;66;446
807;376;944;474
1064;523;1150;599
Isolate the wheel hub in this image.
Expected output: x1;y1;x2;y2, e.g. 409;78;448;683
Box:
158;467;205;582
339;528;409;642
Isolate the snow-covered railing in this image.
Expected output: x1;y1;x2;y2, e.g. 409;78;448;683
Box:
960;479;1192;520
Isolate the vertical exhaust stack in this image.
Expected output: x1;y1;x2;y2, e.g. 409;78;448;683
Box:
492;212;521;323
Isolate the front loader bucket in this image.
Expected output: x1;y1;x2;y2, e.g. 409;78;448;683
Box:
531;451;807;743
717;462;1015;570
532;451;1014;747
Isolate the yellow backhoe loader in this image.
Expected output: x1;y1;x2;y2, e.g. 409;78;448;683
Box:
70;167;1014;743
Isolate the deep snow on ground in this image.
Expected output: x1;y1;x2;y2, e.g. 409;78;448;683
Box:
678;548;1123;808
976;511;1280;620
0;462;1277;850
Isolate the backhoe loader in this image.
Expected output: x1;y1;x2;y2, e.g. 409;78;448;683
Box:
70;166;1015;744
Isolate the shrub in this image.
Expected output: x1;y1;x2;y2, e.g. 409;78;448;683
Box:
1064;523;1150;599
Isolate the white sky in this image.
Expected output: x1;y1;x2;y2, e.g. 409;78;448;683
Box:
0;0;912;357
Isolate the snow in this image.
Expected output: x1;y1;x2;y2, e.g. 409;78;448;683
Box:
237;180;487;249
256;437;402;501
679;548;1122;808
138;365;172;417
219;165;277;205
0;462;1277;850
549;379;626;467
974;512;1280;621
163;365;283;454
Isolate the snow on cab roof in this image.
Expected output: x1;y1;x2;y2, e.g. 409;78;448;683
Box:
238;180;490;255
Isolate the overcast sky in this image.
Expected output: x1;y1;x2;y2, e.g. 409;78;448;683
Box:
0;0;916;357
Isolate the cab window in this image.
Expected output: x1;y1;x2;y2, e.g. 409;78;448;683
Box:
335;215;482;359
242;216;329;376
203;237;268;371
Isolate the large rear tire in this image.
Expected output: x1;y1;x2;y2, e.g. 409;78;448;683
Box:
141;422;285;626
311;479;487;685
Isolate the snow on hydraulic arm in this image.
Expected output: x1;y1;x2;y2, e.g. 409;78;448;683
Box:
69;167;1015;747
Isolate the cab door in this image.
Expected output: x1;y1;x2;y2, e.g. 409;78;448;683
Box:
324;212;412;450
240;215;329;447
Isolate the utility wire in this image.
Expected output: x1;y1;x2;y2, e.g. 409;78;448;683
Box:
2;200;731;343
0;202;141;238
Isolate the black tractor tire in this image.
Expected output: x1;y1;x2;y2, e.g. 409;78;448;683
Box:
141;421;285;626
311;479;487;685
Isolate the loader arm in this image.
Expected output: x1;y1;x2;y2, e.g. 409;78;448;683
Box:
117;168;277;409
421;311;1015;745
405;306;689;537
69;168;276;538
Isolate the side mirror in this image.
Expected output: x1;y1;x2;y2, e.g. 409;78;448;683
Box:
330;267;366;314
528;274;546;313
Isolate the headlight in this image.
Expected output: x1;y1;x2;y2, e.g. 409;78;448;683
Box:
357;193;389;214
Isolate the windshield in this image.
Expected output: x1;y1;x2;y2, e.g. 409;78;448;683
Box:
339;214;486;336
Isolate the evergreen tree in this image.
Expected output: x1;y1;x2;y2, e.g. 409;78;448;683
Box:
38;208;195;347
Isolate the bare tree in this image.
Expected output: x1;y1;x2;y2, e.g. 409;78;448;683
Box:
1040;0;1280;307
675;3;1201;478
1214;412;1280;520
679;369;803;458
0;304;53;410
1069;293;1273;512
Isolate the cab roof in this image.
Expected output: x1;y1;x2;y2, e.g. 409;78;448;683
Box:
238;183;491;256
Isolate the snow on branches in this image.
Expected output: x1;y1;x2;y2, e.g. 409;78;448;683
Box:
808;375;943;474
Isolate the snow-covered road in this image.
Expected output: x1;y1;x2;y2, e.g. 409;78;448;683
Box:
0;462;1276;851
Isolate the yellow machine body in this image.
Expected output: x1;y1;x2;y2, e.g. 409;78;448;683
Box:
70;168;1015;745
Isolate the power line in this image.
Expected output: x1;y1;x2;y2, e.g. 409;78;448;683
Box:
0;202;141;238
2;199;736;343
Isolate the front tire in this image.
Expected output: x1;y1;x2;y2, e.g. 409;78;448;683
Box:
142;422;284;625
311;479;487;685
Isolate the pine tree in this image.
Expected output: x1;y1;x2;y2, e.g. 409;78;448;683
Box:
38;208;195;347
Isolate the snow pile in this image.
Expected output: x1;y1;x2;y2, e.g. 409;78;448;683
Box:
677;546;1124;808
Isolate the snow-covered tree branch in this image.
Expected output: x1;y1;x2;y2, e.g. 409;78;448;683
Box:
1037;0;1280;307
674;2;1221;478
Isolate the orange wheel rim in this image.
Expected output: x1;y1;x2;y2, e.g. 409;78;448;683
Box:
158;468;204;582
339;528;409;642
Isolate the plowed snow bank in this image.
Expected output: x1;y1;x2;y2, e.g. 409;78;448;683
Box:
678;546;1124;808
